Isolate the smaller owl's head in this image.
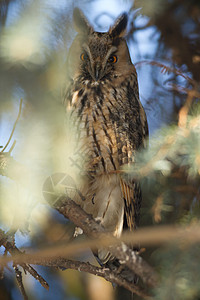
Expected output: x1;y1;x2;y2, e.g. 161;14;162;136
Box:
67;8;134;83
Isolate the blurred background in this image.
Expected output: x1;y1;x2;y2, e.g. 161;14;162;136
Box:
0;0;200;299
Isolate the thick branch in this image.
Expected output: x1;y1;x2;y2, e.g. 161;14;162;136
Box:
0;229;151;299
56;199;158;287
39;257;151;299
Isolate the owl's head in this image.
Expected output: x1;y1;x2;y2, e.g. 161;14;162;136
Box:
67;8;134;83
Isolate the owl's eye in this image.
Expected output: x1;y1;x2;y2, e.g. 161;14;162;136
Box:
108;55;118;63
80;53;88;61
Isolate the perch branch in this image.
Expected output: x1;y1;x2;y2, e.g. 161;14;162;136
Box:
0;230;151;299
40;257;152;299
56;198;158;287
2;220;200;297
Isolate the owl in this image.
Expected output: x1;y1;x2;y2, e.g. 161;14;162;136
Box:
63;8;148;264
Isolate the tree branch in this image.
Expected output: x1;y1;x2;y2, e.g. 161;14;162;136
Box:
56;198;158;287
1;99;22;153
13;264;28;300
0;228;151;299
0;229;49;291
39;257;152;299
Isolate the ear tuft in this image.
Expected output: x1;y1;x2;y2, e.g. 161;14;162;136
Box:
73;8;93;34
109;13;128;38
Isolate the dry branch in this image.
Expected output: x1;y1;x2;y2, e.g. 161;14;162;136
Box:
0;229;49;292
39;257;151;299
13;264;28;300
135;60;195;86
0;196;157;299
2;214;200;298
56;198;158;287
0;229;151;299
2;224;200;266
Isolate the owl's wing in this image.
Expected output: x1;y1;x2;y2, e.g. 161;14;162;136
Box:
120;179;142;231
119;106;148;232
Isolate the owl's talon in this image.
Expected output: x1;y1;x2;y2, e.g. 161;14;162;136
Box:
74;227;83;237
94;217;103;224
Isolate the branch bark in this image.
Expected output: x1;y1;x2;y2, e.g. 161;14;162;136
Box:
0;229;49;291
0;229;152;299
39;257;152;299
56;198;158;287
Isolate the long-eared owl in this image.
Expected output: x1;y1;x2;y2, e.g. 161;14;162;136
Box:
64;8;148;264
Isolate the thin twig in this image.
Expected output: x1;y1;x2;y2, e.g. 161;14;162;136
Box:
20;263;49;290
0;249;7;280
0;229;49;292
8;140;17;154
178;90;195;128
13;264;28;300
1;99;23;153
135;60;195;86
169;84;200;99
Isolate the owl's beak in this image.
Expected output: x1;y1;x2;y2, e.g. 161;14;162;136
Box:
94;64;101;81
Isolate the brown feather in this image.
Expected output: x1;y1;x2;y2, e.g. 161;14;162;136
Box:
64;9;148;264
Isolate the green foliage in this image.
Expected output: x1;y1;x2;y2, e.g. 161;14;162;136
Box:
153;242;200;300
123;107;200;225
127;108;200;299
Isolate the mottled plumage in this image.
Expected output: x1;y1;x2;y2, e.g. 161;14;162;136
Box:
64;8;148;264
